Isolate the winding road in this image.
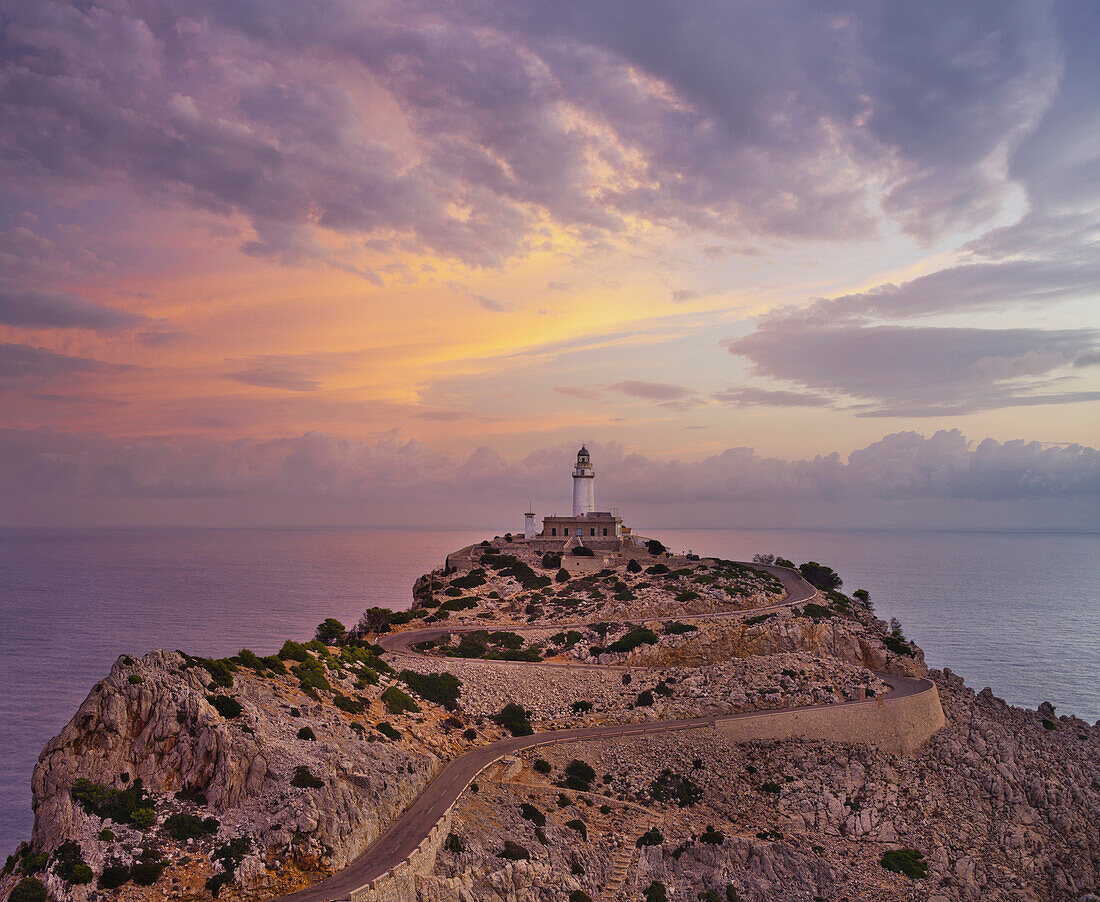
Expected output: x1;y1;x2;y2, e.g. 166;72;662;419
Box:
278;563;936;902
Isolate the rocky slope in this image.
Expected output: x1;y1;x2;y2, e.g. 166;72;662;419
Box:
3;540;1097;902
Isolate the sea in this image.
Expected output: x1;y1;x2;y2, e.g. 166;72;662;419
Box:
1;526;1098;854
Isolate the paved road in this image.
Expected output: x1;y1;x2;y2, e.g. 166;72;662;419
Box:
276;562;929;902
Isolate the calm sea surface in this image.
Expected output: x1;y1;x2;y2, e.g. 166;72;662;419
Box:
1;526;1097;853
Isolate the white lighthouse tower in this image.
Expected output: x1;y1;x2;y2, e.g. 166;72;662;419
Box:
571;445;595;517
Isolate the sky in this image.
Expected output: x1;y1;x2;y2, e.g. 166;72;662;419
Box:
1;0;1099;529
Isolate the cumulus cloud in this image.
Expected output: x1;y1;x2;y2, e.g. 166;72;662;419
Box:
0;284;147;331
1;432;1097;524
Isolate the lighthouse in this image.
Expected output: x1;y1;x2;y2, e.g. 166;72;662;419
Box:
571;445;595;516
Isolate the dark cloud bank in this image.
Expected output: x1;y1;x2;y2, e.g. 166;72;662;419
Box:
2;431;1097;530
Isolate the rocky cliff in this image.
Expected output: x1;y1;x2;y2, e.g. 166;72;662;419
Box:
3;543;1097;902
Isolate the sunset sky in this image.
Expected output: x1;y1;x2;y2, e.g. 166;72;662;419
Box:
1;1;1099;528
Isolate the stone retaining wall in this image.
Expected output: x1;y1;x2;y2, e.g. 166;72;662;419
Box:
714;679;946;755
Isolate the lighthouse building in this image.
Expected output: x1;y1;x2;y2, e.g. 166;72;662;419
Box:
532;446;625;546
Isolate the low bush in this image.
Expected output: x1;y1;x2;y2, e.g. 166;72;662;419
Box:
645;540;667;555
51;841;90;884
636;690;655;707
699;825;725;844
462;727;476;740
664;621;697;635
9;878;47;902
381;685;421;715
880;848;928;879
606;627;659;654
801;603;834;620
645;563;669;575
495;703;533;736
759;781;781;794
332;693;366;715
555;567;571;583
653;680;673;697
163;812;219;841
563;759;596;791
277;639;309;662
571;700;593;714
557;793;571;808
296;726;317;741
290;766;324;789
206;695;243;719
519;803;546;827
636;828;664;847
643;882;667;902
883;634;915;657
376;721;401;740
207;837;251;898
400;670;462;708
627;558;642;573
130;858;164;887
541;552;562;569
499;841;530;861
69;864;93;885
70;777;152;827
533;759;551;774
128;674;144;685
650;769;702;807
571;545;595;557
294;657;331;694
565;819;587;841
99;863;130;890
743;614;772;626
674;590;700;602
569;891;592;902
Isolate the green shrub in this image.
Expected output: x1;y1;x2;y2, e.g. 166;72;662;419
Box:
296;726;317;741
542;552;562;569
203;659;235;689
488;631;525;649
499;841;530;860
51;841;89;883
163;812;219;841
376;721;401;740
495;703;533;736
627;558;642;573
440;597;478;612
650;769;702;807
653;680;673;697
759;781;781;794
562;759;596;791
637;828;664;847
519;803;546;827
1042;718;1057;731
743;614;771;626
565;819;587;841
645;540;667;555
278;640;311;662
674;590;700;602
445;833;464;854
130;859;164;886
9;878;47;902
606;627;659;654
462;727;477;740
645;563;669;575
98;828;115;842
333;693;366;715
450;570;486;590
699;825;725;844
883;634;915;657
400;670;462;709
880;848;928;879
129;807;156;829
556;567;571;583
571;545;595;557
801;602;835;620
69;863;93;885
294;657;331;693
315;618;346;645
569;891;592;902
571;700;592;714
381;685;421;714
290;766;324;789
533;759;551;774
262;655;286;674
798;561;842;591
71;778;153;826
558;793;572;808
236;649;265;671
664;621;697;635
99;863;130;890
128;674;144;685
206;695;243;718
19;854;46;876
457;633;488;658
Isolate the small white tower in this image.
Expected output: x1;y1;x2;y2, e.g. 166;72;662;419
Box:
572;445;595;517
524;510;536;539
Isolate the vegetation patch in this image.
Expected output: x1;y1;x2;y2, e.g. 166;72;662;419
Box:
164;812;219;841
290;766;324;789
70;777;153;827
376;721;401;740
565;819;588;840
519;803;546;827
650;769;702;807
499;841;530;861
664;621;697;635
381;685;421;714
637;827;664;847
495;703;534;736
400;670;462;708
206;694;243;718
606;627;659;654
562;759;596;792
880;848;929;879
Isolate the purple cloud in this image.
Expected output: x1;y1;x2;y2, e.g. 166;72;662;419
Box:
0;285;147;332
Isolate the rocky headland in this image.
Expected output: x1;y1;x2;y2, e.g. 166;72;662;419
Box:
3;539;1097;902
